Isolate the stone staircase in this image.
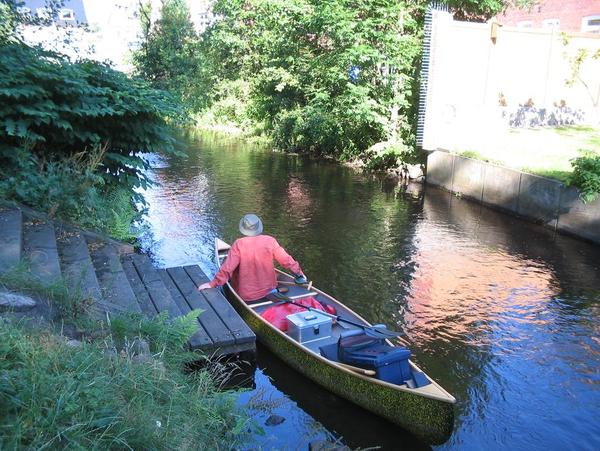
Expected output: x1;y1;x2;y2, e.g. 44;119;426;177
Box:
0;203;256;355
0;204;190;319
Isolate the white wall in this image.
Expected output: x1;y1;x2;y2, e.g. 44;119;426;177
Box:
421;11;600;152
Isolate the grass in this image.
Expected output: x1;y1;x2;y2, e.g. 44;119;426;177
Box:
554;125;597;135
0;265;256;449
521;168;572;183
0;261;92;323
458;150;503;166
0;320;252;450
456;125;600;182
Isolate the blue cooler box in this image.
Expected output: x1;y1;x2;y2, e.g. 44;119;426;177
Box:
341;342;412;384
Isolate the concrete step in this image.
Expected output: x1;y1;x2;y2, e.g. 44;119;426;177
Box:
55;225;103;304
129;254;182;318
22;215;62;286
0;207;23;274
87;238;141;314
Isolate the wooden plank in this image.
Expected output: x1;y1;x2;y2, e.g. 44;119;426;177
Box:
131;254;181;317
249;300;274;309
157;269;192;314
0;208;22;273
158;268;213;349
188;329;215;349
88;239;142;314
184;265;255;345
288;292;318;300
198;340;256;356
122;257;157;316
166;267;235;346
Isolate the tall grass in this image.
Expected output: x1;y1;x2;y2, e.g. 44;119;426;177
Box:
0;321;251;450
0;262;91;322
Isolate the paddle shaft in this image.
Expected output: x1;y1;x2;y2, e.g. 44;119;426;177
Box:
337;362;376;377
279;297;393;334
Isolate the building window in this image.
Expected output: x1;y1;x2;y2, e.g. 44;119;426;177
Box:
517;20;533;28
59;9;75;21
581;15;600;33
542;18;560;30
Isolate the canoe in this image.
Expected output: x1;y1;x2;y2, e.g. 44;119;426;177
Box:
215;238;455;445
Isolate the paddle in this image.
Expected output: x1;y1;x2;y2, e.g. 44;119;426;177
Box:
269;291;403;340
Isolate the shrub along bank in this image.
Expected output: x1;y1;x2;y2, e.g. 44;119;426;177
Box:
0;11;186;239
0;7;252;449
0;263;254;450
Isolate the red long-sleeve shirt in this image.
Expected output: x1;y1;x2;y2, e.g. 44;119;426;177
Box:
209;235;303;302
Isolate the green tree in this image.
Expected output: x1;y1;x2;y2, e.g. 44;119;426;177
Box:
0;43;183;191
133;0;202;110
0;1;16;42
199;0;425;159
146;0;532;165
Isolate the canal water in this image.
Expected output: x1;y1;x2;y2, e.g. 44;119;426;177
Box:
139;132;600;450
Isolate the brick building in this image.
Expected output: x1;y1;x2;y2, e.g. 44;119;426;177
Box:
497;0;600;33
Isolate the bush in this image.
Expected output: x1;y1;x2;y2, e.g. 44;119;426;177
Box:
0;41;187;237
108;310;201;356
0;42;185;192
0;322;251;450
568;151;600;203
362;141;422;171
0;147;140;240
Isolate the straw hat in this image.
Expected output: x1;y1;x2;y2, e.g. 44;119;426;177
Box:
239;213;263;236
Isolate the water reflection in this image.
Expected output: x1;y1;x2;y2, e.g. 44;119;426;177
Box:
139;132;600;450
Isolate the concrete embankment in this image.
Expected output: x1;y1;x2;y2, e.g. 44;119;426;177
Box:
425;150;600;245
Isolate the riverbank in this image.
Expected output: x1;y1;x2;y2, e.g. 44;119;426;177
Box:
455;125;600;183
190;124;426;185
0;318;250;450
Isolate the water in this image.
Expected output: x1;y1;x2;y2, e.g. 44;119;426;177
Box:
139;132;600;450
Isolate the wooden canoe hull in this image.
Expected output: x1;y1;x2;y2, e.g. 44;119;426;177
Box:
222;285;455;445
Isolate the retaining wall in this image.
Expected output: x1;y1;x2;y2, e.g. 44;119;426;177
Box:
425;150;600;245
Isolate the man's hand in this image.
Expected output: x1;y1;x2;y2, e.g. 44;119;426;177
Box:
197;282;212;291
294;274;308;285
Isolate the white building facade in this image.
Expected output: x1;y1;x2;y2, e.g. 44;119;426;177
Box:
19;0;215;72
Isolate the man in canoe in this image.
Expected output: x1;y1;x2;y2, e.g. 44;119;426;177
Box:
197;213;308;302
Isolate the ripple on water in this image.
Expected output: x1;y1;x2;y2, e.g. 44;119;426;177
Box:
139;138;600;451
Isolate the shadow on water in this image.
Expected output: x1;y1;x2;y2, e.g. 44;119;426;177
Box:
254;343;431;451
186;350;258;390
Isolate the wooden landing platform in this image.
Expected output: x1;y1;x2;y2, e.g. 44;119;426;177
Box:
159;265;256;355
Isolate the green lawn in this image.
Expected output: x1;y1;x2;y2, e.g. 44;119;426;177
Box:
458;125;600;182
